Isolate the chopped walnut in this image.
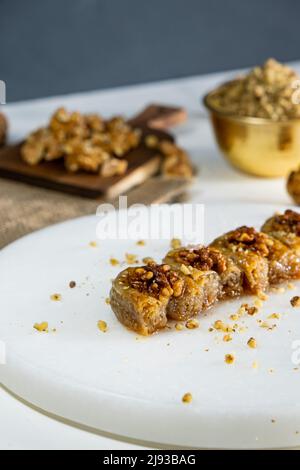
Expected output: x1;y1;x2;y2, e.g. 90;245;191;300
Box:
50;293;62;301
171;238;182;249
247;337;257;349
125;253;138;265
223;334;232;342
182;392;193;404
242;303;258;316
225;353;235;364
34;321;49;332
21;108;141;174
270;210;300;236
126;263;183;300
291;296;300;307
159;140;193;179
185;319;200;329
21;107;194;180
207;59;300;120
168;246;227;274
97;320;108;332
227;226;272;257
145;134;159;148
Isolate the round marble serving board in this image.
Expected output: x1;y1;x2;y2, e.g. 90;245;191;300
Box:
0;203;300;449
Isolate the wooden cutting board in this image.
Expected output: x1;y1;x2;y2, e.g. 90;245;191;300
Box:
0;104;187;199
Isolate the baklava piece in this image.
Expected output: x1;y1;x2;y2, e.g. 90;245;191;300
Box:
0;112;7;147
110;261;219;334
266;234;300;283
164;245;243;300
262;210;300;251
110;265;173;335
210;226;270;295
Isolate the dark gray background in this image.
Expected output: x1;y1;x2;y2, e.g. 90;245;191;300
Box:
1;0;299;102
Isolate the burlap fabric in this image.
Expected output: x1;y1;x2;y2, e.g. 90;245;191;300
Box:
0;178;98;249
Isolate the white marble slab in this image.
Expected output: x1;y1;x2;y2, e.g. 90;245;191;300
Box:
1;63;300;450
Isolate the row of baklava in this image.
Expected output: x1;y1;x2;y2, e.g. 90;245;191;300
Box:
110;210;300;335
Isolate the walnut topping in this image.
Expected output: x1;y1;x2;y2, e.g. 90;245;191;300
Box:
171;238;182;249
168;246;227;274
272;210;300;236
227;226;272;257
127;263;184;300
159;140;193;179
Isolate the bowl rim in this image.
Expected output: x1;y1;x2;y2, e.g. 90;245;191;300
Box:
203;79;300;125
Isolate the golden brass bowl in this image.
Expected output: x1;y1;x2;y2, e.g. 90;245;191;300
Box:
203;86;300;177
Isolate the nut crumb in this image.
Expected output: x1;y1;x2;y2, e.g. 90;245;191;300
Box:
97;320;108;333
247;337;257;349
182;392;193;404
89;241;98;248
34;321;48;332
268;313;281;319
171;238;182;249
185;319;200;329
230;314;239;321
50;293;61;301
175;323;184;331
291;296;300;307
225;353;235;364
110;257;120;266
243;304;258;316
252;360;259;369
125;253;138;265
136;240;145;246
69;281;76;288
213;320;234;333
223;334;232;342
257;292;268;301
105;297;111;305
